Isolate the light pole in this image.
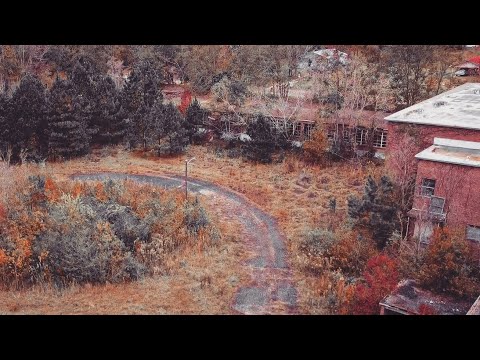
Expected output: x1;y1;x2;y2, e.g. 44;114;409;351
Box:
185;157;196;200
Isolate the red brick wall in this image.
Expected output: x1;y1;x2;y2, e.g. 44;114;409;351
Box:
412;160;480;230
386;122;480;157
385;122;480;179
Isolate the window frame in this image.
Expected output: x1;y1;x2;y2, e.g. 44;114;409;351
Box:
466;225;480;242
420;178;436;197
373;129;388;148
355;127;368;145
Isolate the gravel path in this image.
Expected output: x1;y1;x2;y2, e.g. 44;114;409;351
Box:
72;172;298;314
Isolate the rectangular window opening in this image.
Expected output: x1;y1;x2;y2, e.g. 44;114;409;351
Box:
466;225;480;242
421;178;436;196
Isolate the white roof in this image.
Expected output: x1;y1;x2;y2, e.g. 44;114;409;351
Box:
415;137;480;167
385;83;480;130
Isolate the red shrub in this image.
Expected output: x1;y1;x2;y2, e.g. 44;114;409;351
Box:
178;89;192;114
351;254;399;314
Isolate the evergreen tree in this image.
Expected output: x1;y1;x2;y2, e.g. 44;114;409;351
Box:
244;114;275;163
148;102;188;156
70;55;103;142
184;98;205;144
348;175;399;249
3;74;47;161
122;59;163;150
47;79;90;159
96;77;127;145
148;101;166;154
159;102;188;155
0;93;10;159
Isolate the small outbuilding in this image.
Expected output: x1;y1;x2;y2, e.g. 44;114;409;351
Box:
379;279;472;315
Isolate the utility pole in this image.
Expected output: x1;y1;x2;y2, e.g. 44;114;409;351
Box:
185;157;196;201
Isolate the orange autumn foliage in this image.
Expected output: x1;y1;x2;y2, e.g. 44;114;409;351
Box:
45;177;61;202
71;182;85;198
94;182;107;202
0;203;6;221
0;249;8;266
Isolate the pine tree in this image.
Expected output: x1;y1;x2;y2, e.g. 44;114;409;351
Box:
95;77;127;145
0;93;10;160
47;79;90;159
147;102;188;156
70;55;103;142
348;175;399;249
147;101;165;154
244;114;275;163
184;98;205;144
161;102;188;155
122;59;163;150
3;74;48;161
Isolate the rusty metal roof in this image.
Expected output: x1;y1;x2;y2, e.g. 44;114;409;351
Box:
467;295;480;315
380;279;472;315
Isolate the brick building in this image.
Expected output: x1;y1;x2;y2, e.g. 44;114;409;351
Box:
385;83;480;243
324;109;389;158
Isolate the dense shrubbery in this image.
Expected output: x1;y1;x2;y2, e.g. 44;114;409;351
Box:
418;227;480;300
300;226;377;278
0;171;219;289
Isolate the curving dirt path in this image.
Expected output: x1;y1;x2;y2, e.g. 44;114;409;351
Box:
72;173;298;315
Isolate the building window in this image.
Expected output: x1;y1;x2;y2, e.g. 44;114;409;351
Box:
466;225;480;242
343;128;350;142
293;123;301;137
305;123;314;140
421;178;436;196
429;196;445;215
373;130;388;148
327;127;336;140
355;127;368;145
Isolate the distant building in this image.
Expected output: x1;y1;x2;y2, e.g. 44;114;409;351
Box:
324;109;389;159
313;49;349;66
455;56;480;76
385;83;480;243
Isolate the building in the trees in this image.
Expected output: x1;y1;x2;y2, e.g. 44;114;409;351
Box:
385;83;480;243
323;109;389;159
379;279;473;315
455;56;480;76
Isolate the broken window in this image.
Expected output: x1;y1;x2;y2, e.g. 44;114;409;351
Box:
355;127;368;145
421;178;436;196
466;225;480;242
373;129;388;148
429;196;445;215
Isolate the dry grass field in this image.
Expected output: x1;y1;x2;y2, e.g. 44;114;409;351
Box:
0;145;382;314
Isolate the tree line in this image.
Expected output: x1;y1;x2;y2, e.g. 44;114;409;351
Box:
0;55;206;163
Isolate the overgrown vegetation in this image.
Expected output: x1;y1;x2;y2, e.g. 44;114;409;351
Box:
0;45;478;314
0;167;219;289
